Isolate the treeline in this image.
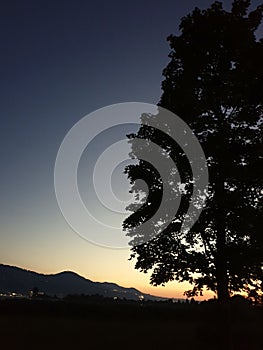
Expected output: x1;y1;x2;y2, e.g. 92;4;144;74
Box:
0;294;262;321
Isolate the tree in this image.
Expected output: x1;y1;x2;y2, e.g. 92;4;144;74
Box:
123;0;263;302
30;287;39;298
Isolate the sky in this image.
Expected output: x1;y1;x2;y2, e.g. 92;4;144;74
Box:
1;0;262;300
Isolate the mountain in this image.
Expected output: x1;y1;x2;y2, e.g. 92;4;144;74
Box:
0;264;166;301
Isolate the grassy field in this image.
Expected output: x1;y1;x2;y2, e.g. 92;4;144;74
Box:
0;298;262;349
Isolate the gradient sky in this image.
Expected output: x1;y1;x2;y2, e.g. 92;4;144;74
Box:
1;0;262;299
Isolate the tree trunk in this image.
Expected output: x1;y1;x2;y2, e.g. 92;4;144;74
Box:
216;229;229;302
215;148;229;302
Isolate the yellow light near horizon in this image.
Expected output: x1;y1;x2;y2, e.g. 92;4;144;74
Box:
1;220;215;301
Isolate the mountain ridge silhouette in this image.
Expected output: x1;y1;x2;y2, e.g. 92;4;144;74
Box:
0;264;167;301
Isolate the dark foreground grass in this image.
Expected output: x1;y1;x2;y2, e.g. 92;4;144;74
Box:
0;299;262;350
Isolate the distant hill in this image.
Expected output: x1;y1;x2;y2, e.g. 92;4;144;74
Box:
0;264;166;301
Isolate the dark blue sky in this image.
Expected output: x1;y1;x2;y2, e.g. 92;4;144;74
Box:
1;0;262;298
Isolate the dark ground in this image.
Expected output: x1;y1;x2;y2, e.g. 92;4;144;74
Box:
0;297;262;350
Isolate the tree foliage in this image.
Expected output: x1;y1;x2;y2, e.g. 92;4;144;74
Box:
123;0;263;301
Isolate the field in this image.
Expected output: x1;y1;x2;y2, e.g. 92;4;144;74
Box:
0;298;262;350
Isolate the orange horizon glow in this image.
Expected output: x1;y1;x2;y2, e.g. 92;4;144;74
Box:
1;259;215;301
0;221;215;302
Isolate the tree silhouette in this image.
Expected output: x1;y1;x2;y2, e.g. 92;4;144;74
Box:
123;0;263;302
31;287;39;298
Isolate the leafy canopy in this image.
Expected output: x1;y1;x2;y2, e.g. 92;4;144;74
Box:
123;0;263;301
